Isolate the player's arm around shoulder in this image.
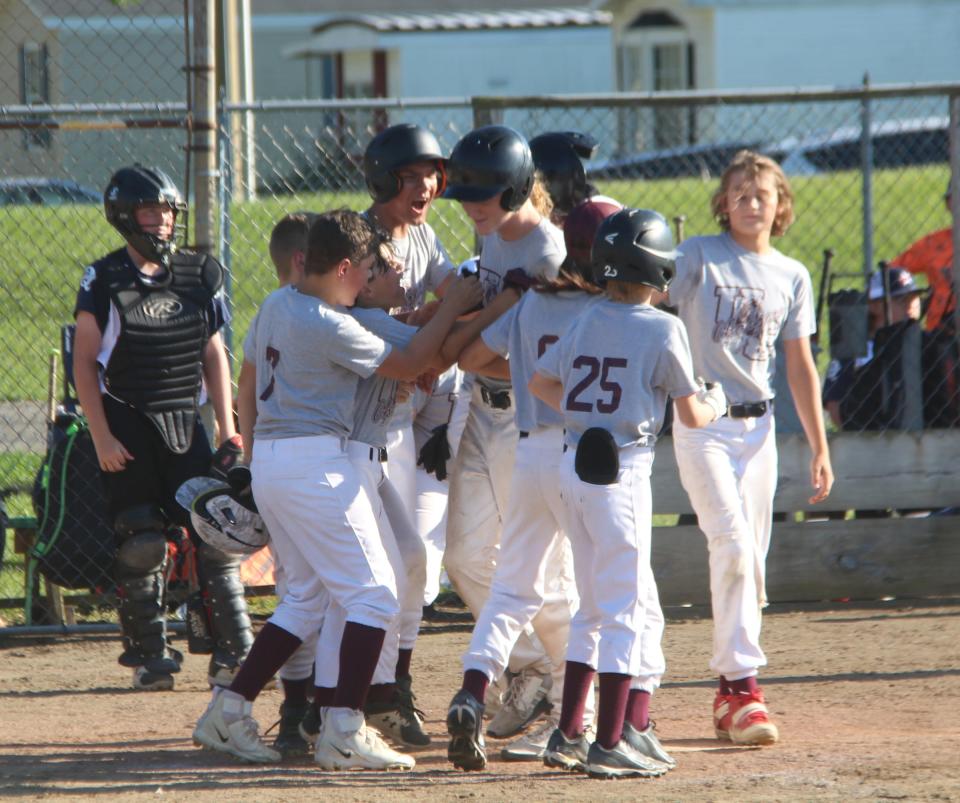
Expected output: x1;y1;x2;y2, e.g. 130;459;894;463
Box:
783;335;834;504
377;273;483;380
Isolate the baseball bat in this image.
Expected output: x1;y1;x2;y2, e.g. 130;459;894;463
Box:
673;214;686;244
813;247;834;346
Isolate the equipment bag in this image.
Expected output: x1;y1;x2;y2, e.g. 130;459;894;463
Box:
30;413;115;590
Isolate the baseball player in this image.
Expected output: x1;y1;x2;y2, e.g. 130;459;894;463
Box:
444;199;620;771
192;209;477;770
530;208;727;778
73;164;252;692
529;131;602;225
667;151;834;746
361;123;466;622
307;243;481;751
440;125;569;739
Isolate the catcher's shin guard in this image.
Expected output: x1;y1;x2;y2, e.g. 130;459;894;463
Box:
197;542;254;670
114;506;180;675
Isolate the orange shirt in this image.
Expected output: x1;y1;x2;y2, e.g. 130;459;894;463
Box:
891;228;954;331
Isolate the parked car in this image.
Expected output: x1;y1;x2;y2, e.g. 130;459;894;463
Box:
0;178;100;206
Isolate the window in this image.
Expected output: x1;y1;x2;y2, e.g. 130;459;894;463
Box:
617;11;696;151
20;42;51;149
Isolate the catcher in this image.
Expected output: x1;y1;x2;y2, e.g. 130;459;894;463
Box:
73;164;253;691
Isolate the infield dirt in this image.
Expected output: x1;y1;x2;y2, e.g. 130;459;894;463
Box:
2;601;959;801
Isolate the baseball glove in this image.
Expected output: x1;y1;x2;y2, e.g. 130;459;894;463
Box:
418;423;452;481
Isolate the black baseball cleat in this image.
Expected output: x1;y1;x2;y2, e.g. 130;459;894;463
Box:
272;700;311;758
446;689;487;771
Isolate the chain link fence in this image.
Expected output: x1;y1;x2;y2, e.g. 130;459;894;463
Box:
2;84;958;627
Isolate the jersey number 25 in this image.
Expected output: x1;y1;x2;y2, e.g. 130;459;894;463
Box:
566;356;627;414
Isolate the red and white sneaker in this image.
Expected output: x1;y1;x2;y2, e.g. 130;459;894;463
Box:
719;690;779;745
713;692;733;741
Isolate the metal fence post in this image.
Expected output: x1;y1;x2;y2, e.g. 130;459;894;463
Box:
860;73;874;278
950;93;960;340
218;95;235;362
191;0;218;255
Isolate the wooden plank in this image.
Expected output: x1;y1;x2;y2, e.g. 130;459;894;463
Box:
652;430;960;514
651;516;960;605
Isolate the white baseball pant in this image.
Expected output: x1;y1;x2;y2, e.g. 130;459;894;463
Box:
444;385;551;676
462;427;584;708
672;409;777;680
560;445;665;689
314;440;425;688
251;435;398;642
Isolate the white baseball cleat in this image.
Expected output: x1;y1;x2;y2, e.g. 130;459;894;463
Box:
314;707;415;771
192;687;281;763
487;669;552;738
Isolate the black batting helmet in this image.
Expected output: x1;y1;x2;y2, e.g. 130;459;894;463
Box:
104;164;186;268
529;131;598;215
363;123;447;204
442;125;534;212
591;208;677;291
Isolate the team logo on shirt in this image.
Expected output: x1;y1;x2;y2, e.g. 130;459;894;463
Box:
478;262;507;305
373;383;397;423
711;286;785;361
80;265;97;291
142;296;183;318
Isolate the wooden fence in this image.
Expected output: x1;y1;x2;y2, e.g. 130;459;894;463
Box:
651;430;960;604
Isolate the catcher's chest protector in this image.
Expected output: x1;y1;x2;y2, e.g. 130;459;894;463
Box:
103;252;223;453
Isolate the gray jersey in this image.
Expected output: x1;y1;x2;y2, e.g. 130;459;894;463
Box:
536;298;699;448
475;217;566;392
242;285;391;441
482;289;596;433
349;307;417;448
669;233;815;403
392;222;457;313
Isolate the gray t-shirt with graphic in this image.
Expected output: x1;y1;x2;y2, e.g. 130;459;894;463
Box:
242;285;391;440
669;233;815;403
392;222;457;313
536;298;699;448
350;306;417;448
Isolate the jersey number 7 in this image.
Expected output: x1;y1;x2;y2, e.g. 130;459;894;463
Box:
566;356;627;414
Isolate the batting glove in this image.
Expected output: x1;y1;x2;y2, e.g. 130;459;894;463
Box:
210;433;243;480
696;379;727;422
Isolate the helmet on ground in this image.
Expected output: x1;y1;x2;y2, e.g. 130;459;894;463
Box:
175;476;269;556
563;198;623;281
591;208;677;291
442;125;534;211
103;164;186;268
530;131;598;215
363;123;447;203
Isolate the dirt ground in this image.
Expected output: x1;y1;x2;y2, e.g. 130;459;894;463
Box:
2;600;959;802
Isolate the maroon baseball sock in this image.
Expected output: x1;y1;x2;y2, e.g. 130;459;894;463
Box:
625;689;652;732
331;621;386;711
311;686;335;729
396;648;413;679
728;676;759;696
366;682;396;704
461;669;489;704
559;661;596;739
281;676;310;706
229;622;302;702
596;673;632;750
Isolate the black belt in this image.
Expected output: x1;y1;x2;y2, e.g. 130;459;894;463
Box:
519;431;529;439
726;401;771;419
480;386;512;410
369;447;388;462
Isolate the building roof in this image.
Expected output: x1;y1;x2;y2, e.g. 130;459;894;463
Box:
308;7;610;34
